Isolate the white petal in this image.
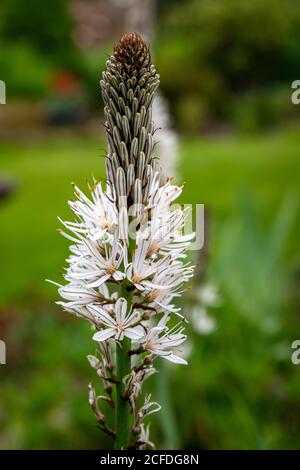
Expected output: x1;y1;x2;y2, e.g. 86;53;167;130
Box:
164;353;187;365
113;271;125;281
87;273;110;288
46;279;62;288
88;304;115;327
117;297;127;322
124;326;145;340
151;348;171;356
93;328;115;342
142;280;172;290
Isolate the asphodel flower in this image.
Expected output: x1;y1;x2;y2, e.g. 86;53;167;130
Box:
142;325;188;365
50;33;195;450
90;298;144;342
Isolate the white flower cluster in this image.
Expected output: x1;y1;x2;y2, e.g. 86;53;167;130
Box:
53;173;194;364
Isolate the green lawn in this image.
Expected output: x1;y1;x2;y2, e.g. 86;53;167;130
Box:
0;136;105;304
180;129;300;220
0;128;299;305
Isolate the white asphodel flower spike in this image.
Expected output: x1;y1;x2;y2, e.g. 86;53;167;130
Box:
50;33;195;450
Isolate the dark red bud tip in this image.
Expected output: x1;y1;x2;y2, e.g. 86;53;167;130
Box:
114;32;148;56
113;32;150;70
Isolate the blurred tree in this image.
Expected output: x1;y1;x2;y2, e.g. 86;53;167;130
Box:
156;0;300;131
0;0;80;70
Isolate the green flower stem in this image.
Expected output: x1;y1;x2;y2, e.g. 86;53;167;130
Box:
114;280;133;450
114;335;132;449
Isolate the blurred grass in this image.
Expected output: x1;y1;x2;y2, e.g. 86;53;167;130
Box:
0;136;106;305
180;127;300;254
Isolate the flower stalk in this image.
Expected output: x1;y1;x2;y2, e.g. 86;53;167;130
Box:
115;336;131;449
50;33;194;450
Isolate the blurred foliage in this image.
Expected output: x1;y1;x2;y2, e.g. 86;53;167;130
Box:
0;0;78;70
0;0;299;130
0;136;104;304
177;195;300;449
0;42;55;98
0;303;112;449
230;87;298;133
211;192;298;333
155;0;300;131
0;0;102;103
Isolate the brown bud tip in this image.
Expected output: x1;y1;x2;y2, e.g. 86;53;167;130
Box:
113;32;150;73
115;32;147;56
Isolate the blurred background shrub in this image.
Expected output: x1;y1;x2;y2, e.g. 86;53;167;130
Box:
0;0;79;70
0;43;54;98
156;0;300;132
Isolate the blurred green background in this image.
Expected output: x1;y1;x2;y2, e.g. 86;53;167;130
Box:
0;0;300;450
